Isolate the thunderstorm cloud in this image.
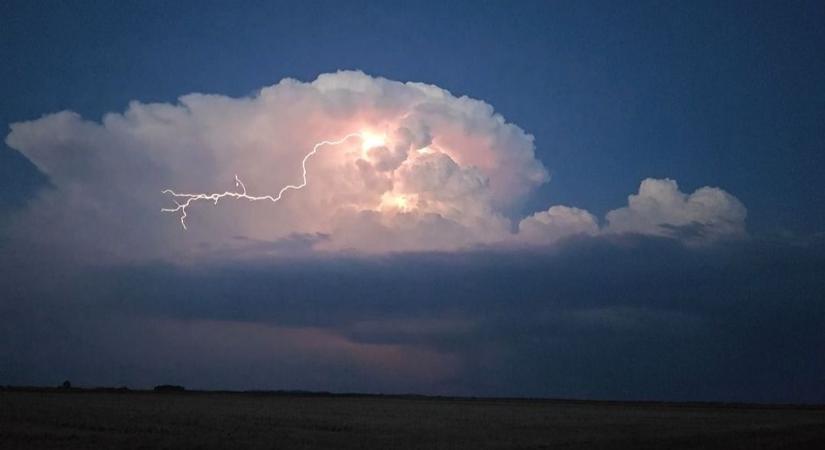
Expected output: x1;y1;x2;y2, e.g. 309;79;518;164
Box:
5;71;746;261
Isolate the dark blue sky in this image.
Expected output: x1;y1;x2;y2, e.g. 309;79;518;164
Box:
1;1;824;402
3;0;824;233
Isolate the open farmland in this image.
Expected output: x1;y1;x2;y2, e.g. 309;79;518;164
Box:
1;390;824;449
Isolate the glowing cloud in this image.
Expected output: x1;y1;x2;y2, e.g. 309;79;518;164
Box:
161;133;363;229
4;71;746;262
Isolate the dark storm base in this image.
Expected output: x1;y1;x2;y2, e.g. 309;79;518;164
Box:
2;390;824;449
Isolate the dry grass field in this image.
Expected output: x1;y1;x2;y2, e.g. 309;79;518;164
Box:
1;390;824;449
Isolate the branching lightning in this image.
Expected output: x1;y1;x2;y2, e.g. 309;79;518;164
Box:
161;132;366;229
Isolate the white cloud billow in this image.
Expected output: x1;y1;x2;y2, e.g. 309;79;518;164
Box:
517;206;599;245
4;71;747;261
604;178;747;242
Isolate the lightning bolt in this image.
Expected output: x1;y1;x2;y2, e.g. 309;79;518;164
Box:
161;132;363;229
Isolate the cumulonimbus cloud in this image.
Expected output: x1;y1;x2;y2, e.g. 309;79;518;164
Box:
4;71;746;262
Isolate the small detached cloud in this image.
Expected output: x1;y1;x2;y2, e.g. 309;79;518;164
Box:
517;206;599;245
604;178;747;243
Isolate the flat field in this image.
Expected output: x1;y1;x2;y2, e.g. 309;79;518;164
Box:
1;390;824;449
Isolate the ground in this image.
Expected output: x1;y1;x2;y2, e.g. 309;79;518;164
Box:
1;390;824;449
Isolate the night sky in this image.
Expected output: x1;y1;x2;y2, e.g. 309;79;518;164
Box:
1;0;824;403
